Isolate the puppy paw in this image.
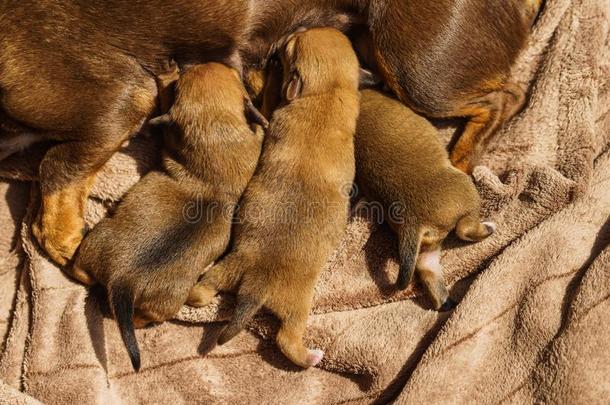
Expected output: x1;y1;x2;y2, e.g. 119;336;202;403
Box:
186;285;217;308
306;349;324;367
482;221;497;235
439;297;457;312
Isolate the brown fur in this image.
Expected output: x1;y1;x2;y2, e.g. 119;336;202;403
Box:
355;90;496;311
0;0;541;264
361;0;536;173
245;0;538;172
70;63;263;370
188;28;360;368
0;0;253;265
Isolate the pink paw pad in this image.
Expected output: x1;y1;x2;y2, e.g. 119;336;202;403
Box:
483;221;497;234
306;349;324;367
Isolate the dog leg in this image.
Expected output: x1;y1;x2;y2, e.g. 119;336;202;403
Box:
32;168;98;266
270;291;323;368
133;307;167;329
186;284;218;308
449;101;501;174
450;84;526;173
30;80;156;266
32;128;145;265
187;257;242;307
416;247;455;311
455;215;496;242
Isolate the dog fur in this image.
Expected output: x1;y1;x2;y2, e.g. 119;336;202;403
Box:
0;0;253;266
70;63;264;370
0;0;541;266
187;28;360;368
355;89;496;311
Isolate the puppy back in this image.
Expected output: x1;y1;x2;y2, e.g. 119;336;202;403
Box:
357;90;448;172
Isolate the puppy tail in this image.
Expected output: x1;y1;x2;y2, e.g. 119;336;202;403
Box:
397;226;422;290
110;286;141;371
217;293;264;345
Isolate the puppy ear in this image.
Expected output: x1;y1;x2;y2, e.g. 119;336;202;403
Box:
244;97;269;129
285;72;303;101
358;68;382;89
284;34;298;63
148;113;172;127
283;34;303;101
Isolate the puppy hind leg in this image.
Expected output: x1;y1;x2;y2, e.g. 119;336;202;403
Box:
269;290;322;368
455;215;496;242
417;248;455;311
187;258;243;308
215;271;268;345
65;263;96;286
396;224;422;290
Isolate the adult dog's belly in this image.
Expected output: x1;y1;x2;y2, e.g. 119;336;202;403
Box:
0;0;255;132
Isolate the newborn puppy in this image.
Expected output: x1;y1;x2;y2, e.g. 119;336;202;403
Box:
71;63;264;371
188;28;360;368
355;90;496;311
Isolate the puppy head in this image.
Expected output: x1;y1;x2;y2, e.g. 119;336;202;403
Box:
151;63;267;128
280;28;359;101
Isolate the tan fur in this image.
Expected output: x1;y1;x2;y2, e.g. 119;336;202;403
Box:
189;28;360;368
70;63;263;370
31;174;96;266
0;0;541;264
355;90;496;310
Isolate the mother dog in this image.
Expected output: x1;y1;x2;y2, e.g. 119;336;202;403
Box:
0;0;541;266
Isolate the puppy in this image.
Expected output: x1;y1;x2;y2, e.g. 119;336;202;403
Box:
71;63;264;371
355;90;496;311
188;28;360;368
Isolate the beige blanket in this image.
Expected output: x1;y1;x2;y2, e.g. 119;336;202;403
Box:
1;0;609;402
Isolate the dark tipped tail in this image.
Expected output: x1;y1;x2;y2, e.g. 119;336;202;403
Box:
217;294;264;345
397;226;421;290
110;287;141;371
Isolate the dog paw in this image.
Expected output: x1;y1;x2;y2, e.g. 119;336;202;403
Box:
439;297;457;312
186;285;217;308
482;221;497;235
32;218;83;266
306;349;324;367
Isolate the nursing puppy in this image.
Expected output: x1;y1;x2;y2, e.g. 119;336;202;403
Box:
188;28;360;368
355;90;496;311
71;63;264;371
